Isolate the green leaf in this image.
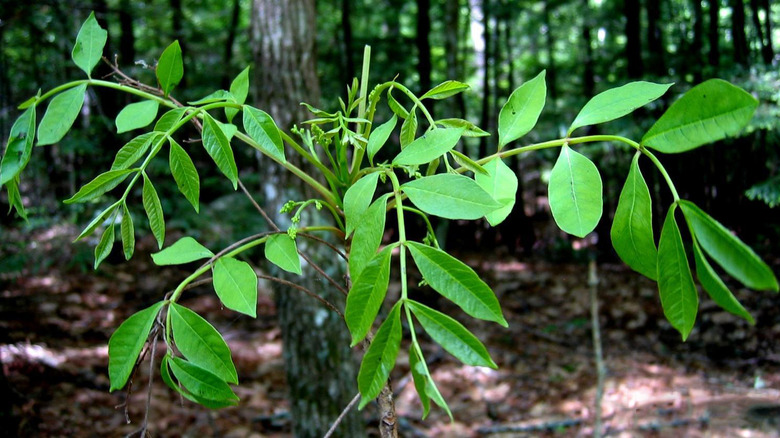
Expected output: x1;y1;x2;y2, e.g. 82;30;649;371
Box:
421;80;470;100
169;138;200;212
657;205;698;341
111;132;160;170
568;81;673;135
108;301;164;391
367;115;397;164
409;347;431;419
399;110;417;148
548;145;603;237
450;149;488;175
435;118;489;137
226;66;250;122
168;357;239;408
402;174;501;220
157;40;183;97
142;173;165;249
344;172;380;237
265;234;302;275
345;245;394;346
0;107;36;186
358;302;402;409
679;200;778;291
160;354;180;393
64;169;136;204
407;300;496;368
692;239;754;324
349;195;390;281
406;241;507;326
37;84;87;146
474;158;518;226
5;177;27;220
151;236;213;265
392;128;464;166
94;222;115;269
243;106;285;163
202;114;238;189
115;100;159;134
75;202;119;241
120;204;135;260
642;79;758;153
611;152;657;280
498;70;546;148
213;257;258;317
387;88;409;119
155;107;188;132
187;90;233;105
169;303;238;384
18;94;39;110
71;11;107;78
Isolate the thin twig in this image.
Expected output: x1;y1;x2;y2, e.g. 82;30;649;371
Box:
298;232;348;261
238;179;280;231
323;392;361;438
257;274;343;318
126;325;161;438
589;259;606;438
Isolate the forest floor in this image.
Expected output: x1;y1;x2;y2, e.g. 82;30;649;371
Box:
2;224;780;437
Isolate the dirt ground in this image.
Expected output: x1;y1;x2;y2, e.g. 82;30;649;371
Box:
2;224;779;437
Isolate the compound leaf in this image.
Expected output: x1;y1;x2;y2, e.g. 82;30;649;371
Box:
169;303;238;384
548;145;603;237
402;174;501;220
37;84;87;146
213;257;258;318
108;301;164;391
657;205;698;341
64;168;136;204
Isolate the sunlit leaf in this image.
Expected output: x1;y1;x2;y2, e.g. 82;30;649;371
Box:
155;107;188;132
393;128;464;166
358;302;402;409
108;301;164;391
421;80;470;100
642;79;758;153
226;66;250;122
265;233;302;275
449;149;488;176
400;110;417;148
37;84;87;146
474;158;517;226
64;169;136;204
498;70;546;148
213;257;258;317
142;173;165;249
402;174;501;220
548;145;603;237
169;138;200;212
406;241;507;326
116;100;159;133
345;245;394;346
243;106;285;162
657;205;698;341
152;236;213;265
367;115;397;164
343;172;380;237
71;12;107;77
169;303;238;384
435;118;489;137
691;239;754;324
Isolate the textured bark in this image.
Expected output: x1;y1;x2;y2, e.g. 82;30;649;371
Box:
730;0;749;66
624;0;643;78
250;1;364;437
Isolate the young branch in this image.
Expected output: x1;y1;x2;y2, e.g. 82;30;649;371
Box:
323;392;361;438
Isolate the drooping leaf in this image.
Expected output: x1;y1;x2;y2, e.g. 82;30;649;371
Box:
568;81;673;135
265;233;302;275
71;12;107;78
358;302;402;409
63;168;136;204
75;202;119;241
548;145;603;237
226;66;250;122
157;40;183;97
408;300;496;368
111;132;160;170
474;158;518;226
387;88;409;119
449;149;488;176
94;222;115;269
187;90;232;105
160;354;180;393
498;70;546;148
406;241;507;326
151;236;213;265
392;128;464;166
421;80;470;100
367;115;397;164
115;100;159;134
120;204;135;260
202;113;238;189
399;110;417;148
5;177;27;220
169;303;238;384
409;347;431;419
213;257;258;317
402;174;501;220
657;205;698;341
169;138;200;212
691;239;754;324
18;94;39;110
345;245;394;346
108;301;164;391
243;106;285;163
155;107;188;132
168;357;239;408
611;152;657;280
343;172;380;237
435;118;490;137
642;79;758;153
0;107;36;185
679;200;778;291
349;194;390;280
142;173;165;249
37;84;87;146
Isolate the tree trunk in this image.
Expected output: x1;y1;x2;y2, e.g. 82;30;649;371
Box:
543;1;557;100
749;0;774;64
341;0;355;84
646;0;666;76
416;0;432;101
221;0;242;89
250;1;364;437
444;0;466;116
708;0;720;70
730;0;749;66
624;0;643;78
691;0;704;82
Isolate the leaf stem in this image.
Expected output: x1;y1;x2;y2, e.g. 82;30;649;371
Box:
642;148;681;201
388;171;408;301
